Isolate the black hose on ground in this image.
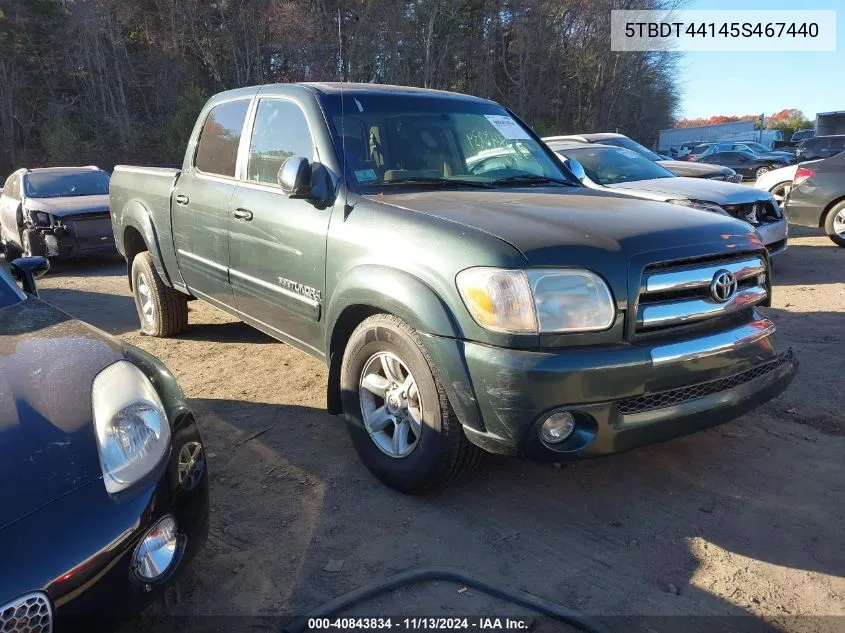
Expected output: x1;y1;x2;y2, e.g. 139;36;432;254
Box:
283;566;609;633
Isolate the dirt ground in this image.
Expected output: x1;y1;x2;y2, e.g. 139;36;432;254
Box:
21;224;845;632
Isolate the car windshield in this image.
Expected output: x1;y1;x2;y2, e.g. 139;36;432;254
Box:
318;93;577;190
0;267;26;309
691;144;711;155
23;170;110;198
596;136;663;162
560;146;676;185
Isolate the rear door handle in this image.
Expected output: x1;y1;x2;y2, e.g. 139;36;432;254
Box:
174;194;189;206
232;208;253;221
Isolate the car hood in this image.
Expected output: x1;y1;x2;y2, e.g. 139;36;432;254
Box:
366;188;757;269
607;177;772;205
0;298;123;530
656;160;732;177
23;194;110;217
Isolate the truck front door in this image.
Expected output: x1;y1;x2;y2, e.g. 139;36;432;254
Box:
228;97;330;355
171;98;250;310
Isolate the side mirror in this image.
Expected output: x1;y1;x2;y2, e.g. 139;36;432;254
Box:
563;158;586;182
278;157;313;198
10;256;50;296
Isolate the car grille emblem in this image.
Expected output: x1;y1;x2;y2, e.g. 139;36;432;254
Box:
710;269;737;303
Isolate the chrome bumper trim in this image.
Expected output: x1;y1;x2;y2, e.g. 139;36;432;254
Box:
650;317;776;365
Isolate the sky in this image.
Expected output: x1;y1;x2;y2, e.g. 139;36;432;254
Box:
678;0;843;121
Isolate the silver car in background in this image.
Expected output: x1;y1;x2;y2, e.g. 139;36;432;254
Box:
549;142;788;256
0;166;115;261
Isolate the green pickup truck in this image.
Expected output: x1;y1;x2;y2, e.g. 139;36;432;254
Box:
110;83;796;493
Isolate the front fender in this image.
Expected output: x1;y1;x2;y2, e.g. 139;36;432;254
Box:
325;265;485;432
326;265;463;344
118;200;171;286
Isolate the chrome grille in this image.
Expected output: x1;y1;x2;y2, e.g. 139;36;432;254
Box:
0;593;52;633
616;350;793;415
637;254;768;332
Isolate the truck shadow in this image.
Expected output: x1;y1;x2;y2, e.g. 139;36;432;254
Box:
154;392;843;632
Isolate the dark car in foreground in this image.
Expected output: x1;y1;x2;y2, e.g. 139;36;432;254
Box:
543;133;742;182
794;135;845;162
109;83;796;494
0;167;116;261
695;150;791;181
0;257;208;630
784;151;845;247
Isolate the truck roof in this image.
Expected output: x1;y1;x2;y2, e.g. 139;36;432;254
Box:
208;82;496;106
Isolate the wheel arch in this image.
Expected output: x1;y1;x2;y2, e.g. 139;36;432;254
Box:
118;200;171;289
324;265;466;417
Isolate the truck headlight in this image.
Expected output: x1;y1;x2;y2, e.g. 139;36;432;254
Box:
666;199;727;215
92;361;171;493
456;267;615;334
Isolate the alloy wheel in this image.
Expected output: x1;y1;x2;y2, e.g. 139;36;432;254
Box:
136;272;156;327
834;209;845;238
771;182;792;206
358;351;423;458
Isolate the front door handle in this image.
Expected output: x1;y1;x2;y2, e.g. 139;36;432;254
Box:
233;208;253;221
174;194;189;206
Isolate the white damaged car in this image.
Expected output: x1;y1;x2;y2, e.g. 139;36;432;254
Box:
550;142;788;256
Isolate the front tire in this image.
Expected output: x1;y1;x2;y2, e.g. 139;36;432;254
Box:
769;181;792;207
131;251;188;336
21;229;46;258
755;166;770;179
823;200;845;248
340;314;481;494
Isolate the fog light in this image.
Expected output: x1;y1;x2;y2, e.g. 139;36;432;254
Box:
540;411;576;444
133;516;179;581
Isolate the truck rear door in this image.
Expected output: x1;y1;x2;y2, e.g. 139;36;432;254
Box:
171;98;250;310
227;96;330;355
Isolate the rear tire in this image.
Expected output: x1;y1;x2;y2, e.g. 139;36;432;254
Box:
755;166;770;179
823;200;845;248
340;314;481;494
769;181;792;207
131;251;188;336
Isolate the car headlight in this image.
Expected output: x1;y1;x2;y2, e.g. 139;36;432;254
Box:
456;267;615;334
92;360;171;493
666;199;727;214
23;209;51;226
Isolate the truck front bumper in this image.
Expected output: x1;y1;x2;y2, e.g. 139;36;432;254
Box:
458;312;797;461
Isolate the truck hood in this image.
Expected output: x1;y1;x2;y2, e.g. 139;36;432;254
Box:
366;188;756;267
0;298;123;531
656;160;732;178
24;194;110;217
607;177;773;205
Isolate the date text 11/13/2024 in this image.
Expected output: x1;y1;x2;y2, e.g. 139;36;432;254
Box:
306;617;533;630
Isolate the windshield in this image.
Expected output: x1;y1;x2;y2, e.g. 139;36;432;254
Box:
559;146;676;185
24;170;110;198
0;267;26;309
597;136;662;162
318;93;576;190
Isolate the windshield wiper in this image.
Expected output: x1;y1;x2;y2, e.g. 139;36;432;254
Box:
490;175;575;187
380;177;492;188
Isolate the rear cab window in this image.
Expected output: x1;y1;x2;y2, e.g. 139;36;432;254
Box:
194;100;251;177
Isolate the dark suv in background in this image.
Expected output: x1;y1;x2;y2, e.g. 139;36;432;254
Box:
795;135;845;161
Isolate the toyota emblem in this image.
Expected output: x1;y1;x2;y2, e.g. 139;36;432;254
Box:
710;269;737;303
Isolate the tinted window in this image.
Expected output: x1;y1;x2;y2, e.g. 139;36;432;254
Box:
560;146;675;185
597;136;662;161
195;100;250;177
691;144;710;155
24;170;109;198
247;100;314;185
829;137;845;150
319;93;574;190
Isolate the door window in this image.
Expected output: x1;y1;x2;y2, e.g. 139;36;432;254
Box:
194;100;250;177
246;100;315;185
